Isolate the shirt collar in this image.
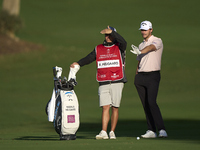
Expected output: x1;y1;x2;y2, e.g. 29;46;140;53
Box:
143;35;154;42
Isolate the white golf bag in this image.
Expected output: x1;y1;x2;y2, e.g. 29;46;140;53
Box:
46;65;80;140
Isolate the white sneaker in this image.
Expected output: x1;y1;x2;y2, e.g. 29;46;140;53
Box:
109;131;116;139
141;130;157;138
159;130;168;138
96;130;109;139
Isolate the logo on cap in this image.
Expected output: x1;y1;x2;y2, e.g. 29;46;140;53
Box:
139;21;152;30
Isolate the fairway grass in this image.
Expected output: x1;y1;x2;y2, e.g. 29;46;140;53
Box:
0;0;200;149
1;118;200;150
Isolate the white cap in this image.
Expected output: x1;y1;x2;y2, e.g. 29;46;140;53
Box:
139;20;152;30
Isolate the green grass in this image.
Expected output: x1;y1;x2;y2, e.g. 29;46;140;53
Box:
0;0;200;149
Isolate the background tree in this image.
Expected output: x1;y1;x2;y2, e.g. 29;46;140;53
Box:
0;0;23;40
2;0;20;16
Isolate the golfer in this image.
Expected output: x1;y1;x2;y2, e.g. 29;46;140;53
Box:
70;26;127;139
130;20;167;138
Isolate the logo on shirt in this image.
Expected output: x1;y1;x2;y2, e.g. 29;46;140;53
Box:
152;41;157;45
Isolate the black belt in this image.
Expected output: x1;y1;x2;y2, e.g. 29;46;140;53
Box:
99;80;123;86
138;70;160;74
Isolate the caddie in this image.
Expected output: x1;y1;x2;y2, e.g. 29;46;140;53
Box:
70;26;127;139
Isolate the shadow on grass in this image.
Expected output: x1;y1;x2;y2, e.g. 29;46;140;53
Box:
117;119;200;142
15;135;60;141
15;119;200;143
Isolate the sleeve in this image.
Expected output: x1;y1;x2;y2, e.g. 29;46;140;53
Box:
152;38;163;50
77;49;96;67
110;31;127;51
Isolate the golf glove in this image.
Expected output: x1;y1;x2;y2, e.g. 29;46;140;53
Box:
130;44;141;55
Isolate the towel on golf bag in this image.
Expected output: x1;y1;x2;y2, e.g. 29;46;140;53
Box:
68;65;80;81
47;88;56;122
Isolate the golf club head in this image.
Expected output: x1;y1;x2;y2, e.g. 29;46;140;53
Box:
53;66;63;79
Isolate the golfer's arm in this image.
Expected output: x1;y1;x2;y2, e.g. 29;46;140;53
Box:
141;44;156;54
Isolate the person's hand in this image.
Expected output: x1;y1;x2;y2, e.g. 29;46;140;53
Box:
70;62;79;68
100;26;112;34
130;44;141;55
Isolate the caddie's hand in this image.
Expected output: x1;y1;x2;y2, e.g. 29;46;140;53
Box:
130;44;141;55
70;62;79;68
100;25;112;34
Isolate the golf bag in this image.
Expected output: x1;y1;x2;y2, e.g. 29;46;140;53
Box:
46;66;80;140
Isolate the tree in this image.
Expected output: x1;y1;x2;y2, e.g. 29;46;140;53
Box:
0;0;44;55
0;0;22;40
2;0;20;16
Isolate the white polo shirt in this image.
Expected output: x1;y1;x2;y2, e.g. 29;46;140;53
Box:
137;35;163;72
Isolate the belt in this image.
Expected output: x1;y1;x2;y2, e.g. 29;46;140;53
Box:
99;80;123;86
138;70;160;74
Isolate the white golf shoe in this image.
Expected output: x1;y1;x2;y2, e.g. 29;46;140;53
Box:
96;130;109;139
141;130;157;138
158;130;168;138
109;131;116;139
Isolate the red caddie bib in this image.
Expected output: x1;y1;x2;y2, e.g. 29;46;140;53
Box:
95;44;124;82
